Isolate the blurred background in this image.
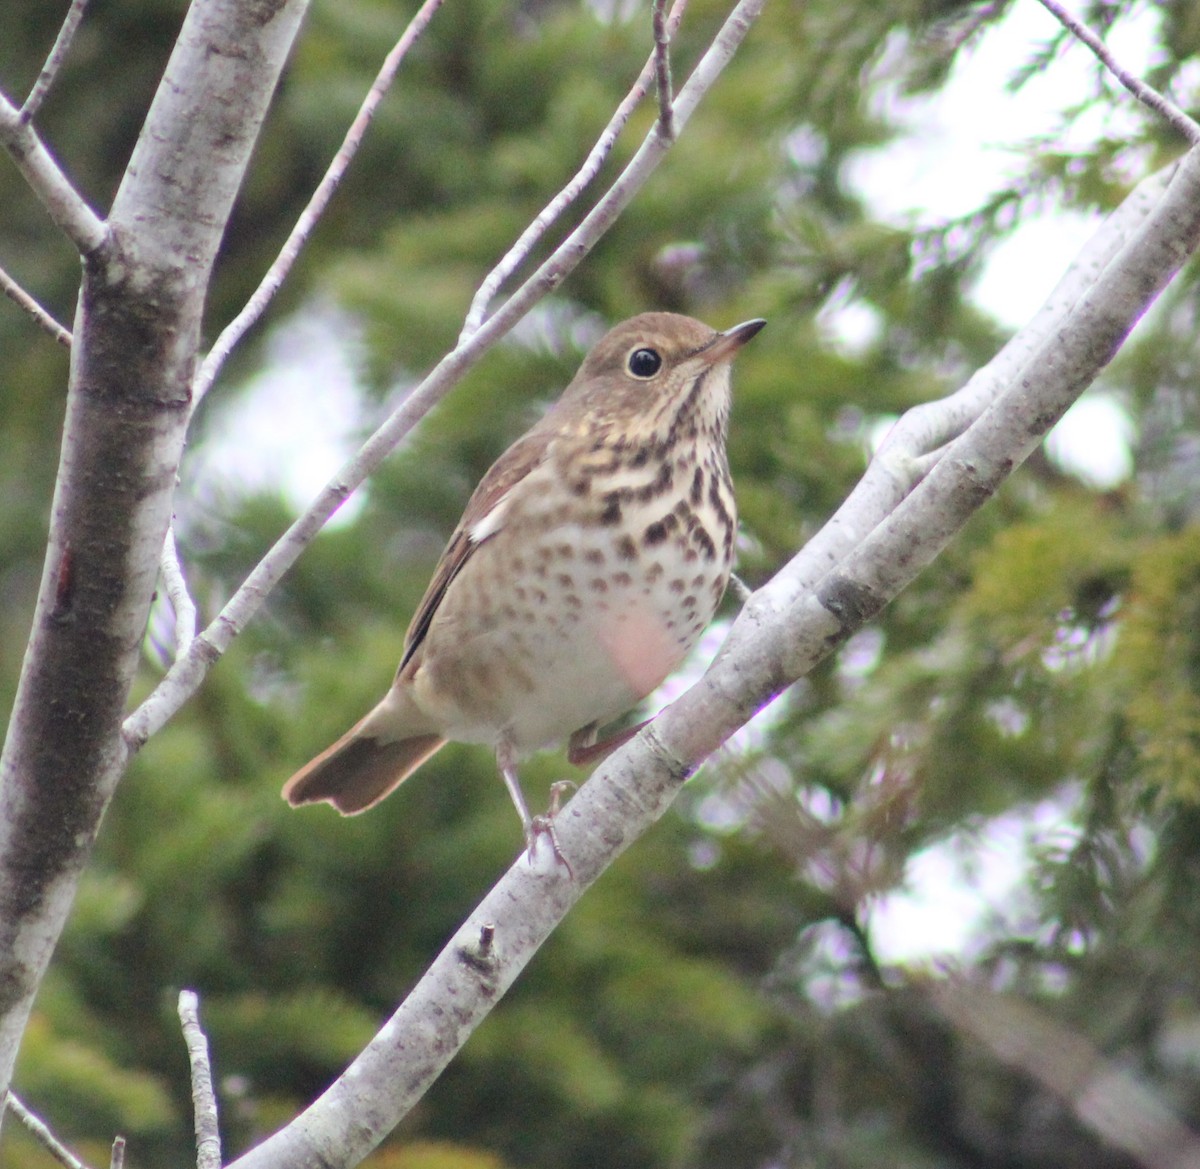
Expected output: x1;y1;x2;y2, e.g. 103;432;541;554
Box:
4;0;1200;1165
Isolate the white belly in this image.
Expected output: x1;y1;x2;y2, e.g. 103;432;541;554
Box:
409;515;730;755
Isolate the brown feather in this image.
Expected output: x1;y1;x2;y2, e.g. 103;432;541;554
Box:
566;719;650;767
398;427;555;677
282;716;446;814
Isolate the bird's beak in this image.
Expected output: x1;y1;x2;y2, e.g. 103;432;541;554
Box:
698;318;767;365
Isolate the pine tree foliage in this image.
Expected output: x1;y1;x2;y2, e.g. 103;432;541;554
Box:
5;0;1200;1166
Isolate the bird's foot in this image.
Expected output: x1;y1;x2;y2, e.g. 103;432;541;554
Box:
524;781;577;876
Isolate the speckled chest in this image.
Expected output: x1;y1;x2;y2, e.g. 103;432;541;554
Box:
411;414;736;749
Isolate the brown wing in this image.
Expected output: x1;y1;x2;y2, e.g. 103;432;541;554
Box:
397;427;555;679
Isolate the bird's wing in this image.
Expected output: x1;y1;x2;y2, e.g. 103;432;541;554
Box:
397;427;555;679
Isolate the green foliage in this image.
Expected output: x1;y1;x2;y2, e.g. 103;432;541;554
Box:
364;1140;512;1169
16;1007;175;1142
8;0;1200;1167
1122;526;1200;799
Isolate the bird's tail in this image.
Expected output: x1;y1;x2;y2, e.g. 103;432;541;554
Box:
282;690;446;815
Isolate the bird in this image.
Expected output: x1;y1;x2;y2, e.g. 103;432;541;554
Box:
282;311;765;858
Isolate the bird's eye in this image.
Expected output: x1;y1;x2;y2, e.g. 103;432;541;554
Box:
627;347;663;379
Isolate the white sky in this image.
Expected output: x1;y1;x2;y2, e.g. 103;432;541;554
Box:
197;305;367;522
202;1;1168;966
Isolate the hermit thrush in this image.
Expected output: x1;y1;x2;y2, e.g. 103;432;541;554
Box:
282;311;765;856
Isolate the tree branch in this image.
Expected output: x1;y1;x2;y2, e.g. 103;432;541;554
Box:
123;0;768;751
760;161;1169;617
0;0;312;1110
4;1092;95;1169
21;0;90;123
160;525;197;661
652;0;675;135
194;0;446;407
0;92;106;255
461;0;689;337
0;261;72;347
178;991;222;1169
669;151;1200;787
1037;0;1200;143
932;979;1200;1169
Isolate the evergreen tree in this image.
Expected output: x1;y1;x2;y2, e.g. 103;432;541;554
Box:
4;1;1200;1166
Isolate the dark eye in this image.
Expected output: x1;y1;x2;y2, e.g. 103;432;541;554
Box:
627;347;663;379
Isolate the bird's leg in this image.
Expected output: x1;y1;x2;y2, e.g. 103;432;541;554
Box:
567;719;650;767
496;742;572;874
497;741;535;836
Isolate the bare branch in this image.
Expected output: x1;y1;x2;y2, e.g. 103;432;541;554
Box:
0;0;310;1109
461;0;688;337
160;525;197;660
21;0;90;123
301;151;1200;1168
759;162;1170;617
703;153;1200;785
0;93;106;255
194;0;446;407
932;980;1200;1169
652;0;675;134
226;130;1200;1161
123;0;766;751
728;571;752;603
178;991;222;1169
1037;0;1200;143
0;261;72;347
133;31;1200;1169
4;1093;95;1169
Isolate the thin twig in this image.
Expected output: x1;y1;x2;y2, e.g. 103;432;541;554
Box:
0;261;72;347
4;1092;95;1169
728;571;752;603
178;990;222;1169
193;0;446;408
109;1137;126;1169
21;0;90;123
123;0;765;751
462;0;688;337
160;524;198;659
0;95;106;255
652;0;675;135
937;0;1003;57
1037;0;1200;143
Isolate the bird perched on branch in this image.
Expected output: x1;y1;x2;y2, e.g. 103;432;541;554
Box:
283;311;765;861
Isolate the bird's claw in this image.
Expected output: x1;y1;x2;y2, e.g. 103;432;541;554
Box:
547;779;577;814
523;781;577;876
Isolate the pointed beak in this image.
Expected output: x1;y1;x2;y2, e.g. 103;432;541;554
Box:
698;318;767;365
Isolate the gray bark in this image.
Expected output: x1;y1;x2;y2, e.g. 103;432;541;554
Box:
0;0;310;1105
3;1;1200;1165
